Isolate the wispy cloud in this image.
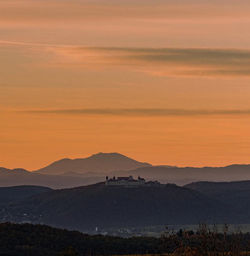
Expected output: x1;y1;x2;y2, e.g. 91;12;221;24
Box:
2;40;250;78
49;46;250;78
21;108;250;117
1;0;250;25
0;40;60;48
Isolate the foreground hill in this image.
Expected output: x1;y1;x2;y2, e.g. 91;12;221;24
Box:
0;185;52;207
1;223;250;256
185;180;250;216
0;223;161;256
1;183;233;231
36;152;151;175
185;180;250;195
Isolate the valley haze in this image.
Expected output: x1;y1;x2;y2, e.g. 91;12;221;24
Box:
2;152;250;235
1;153;250;188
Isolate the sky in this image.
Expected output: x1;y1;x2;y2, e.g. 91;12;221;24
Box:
1;0;250;170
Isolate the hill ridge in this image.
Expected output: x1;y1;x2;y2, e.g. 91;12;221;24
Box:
35;152;151;175
0;182;234;230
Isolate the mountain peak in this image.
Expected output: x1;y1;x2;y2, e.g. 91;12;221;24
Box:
36;153;151;175
0;168;29;174
88;152;131;160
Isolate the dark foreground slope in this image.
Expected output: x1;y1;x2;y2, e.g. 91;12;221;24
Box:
185;180;250;217
0;223;161;256
2;223;250;256
185;180;250;195
0;185;52;207
2;183;234;231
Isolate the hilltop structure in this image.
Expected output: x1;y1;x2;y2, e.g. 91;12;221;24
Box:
105;176;160;187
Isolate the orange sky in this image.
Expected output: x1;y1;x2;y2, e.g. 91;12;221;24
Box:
1;0;250;170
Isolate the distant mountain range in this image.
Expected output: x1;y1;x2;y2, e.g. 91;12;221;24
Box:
0;167;103;189
35;152;151;175
122;164;250;185
2;153;250;188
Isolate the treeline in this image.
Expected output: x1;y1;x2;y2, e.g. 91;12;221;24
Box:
161;224;250;256
0;223;160;256
0;223;250;255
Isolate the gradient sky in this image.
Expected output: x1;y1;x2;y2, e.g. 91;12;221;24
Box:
2;0;250;170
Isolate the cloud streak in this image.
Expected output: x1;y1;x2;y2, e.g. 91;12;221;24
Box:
2;40;250;78
21;108;250;117
50;46;250;78
1;0;250;26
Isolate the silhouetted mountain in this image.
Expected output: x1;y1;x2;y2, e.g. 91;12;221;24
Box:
0;167;30;174
0;185;52;207
120;165;250;185
36;153;151;175
0;167;103;189
1;183;234;231
2;156;250;188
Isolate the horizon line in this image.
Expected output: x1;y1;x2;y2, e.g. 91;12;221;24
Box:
1;151;250;172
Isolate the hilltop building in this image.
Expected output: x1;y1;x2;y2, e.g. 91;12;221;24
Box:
105;176;160;187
